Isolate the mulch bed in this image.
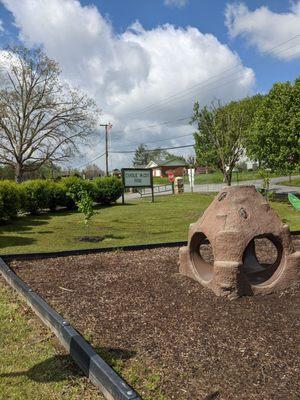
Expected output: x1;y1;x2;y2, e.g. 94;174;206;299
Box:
9;236;300;400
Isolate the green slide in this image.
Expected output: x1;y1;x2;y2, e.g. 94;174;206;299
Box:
288;193;300;211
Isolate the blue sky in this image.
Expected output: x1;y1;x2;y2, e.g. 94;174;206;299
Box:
0;0;299;168
1;0;299;93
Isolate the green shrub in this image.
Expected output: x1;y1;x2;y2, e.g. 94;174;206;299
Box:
46;180;67;212
0;180;21;222
60;177;94;210
93;177;123;205
21;179;52;215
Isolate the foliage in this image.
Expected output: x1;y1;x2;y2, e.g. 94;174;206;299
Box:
69;188;94;225
0;193;298;254
46;180;66;212
132;144;186;166
0;163;62;181
246;78;300;174
280;178;300;187
0;180;20;222
20;180;52;215
82;163;104;179
186;155;196;167
93;176;123;204
192;95;263;185
60;176;94;210
236;161;248;172
132;144;157;166
0;175;124;223
0;46;99;182
0;165;14;180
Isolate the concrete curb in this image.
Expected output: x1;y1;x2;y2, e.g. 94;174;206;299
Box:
0;257;141;400
1;231;299;262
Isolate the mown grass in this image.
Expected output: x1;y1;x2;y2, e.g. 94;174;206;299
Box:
0;282;103;400
153;170;285;185
280;178;300;187
0;193;299;255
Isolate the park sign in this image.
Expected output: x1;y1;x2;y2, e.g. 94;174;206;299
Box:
122;168;153;188
121;168;154;203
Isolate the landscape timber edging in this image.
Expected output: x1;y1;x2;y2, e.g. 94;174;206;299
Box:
1;241;187;262
0;257;142;400
1;230;300;262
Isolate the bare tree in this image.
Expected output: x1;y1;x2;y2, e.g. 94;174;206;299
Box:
0;46;99;182
83;163;104;179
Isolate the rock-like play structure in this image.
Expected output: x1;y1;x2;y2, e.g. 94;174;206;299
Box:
179;185;300;298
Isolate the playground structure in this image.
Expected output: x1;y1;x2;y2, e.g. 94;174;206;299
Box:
179;185;300;298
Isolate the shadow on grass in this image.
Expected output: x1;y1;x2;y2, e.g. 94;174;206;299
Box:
0;354;82;382
76;234;125;243
0;347;136;383
0;236;36;248
0;215;51;233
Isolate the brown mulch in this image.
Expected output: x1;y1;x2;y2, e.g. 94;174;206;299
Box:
9;237;300;400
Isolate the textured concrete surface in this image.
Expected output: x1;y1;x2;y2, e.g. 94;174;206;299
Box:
179;185;300;298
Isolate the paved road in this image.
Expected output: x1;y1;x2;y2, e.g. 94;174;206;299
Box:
123;175;300;201
184;175;300;194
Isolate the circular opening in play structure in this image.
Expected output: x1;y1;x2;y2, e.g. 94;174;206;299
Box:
242;234;283;285
190;233;214;283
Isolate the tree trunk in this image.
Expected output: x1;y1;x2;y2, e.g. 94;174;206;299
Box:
225;170;232;186
15;162;23;183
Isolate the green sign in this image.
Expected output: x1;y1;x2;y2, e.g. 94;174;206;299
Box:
121;168;154;204
122;168;153;188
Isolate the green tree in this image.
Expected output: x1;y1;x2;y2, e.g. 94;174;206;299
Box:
192;96;262;185
246;79;300;179
132;144;151;166
132;144;184;166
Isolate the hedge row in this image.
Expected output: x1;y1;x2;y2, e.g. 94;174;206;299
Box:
0;176;123;222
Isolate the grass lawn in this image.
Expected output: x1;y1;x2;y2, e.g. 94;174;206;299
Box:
0;281;103;400
0;193;299;255
153;170;284;185
280;178;300;187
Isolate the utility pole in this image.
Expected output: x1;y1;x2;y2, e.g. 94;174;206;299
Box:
100;123;112;176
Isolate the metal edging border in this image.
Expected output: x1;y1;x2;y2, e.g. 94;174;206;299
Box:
0;257;141;400
1;230;300;262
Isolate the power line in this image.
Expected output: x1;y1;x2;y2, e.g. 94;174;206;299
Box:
110;36;300;146
112;116;191;138
113;133;194;150
75;152;106;170
111;144;195;154
115;34;300;119
111;70;249;143
74;34;300;169
265;34;300;54
119;66;245;118
110;70;248;142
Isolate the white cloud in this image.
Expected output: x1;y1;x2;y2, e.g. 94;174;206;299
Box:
2;0;255;169
164;0;188;8
225;2;300;60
